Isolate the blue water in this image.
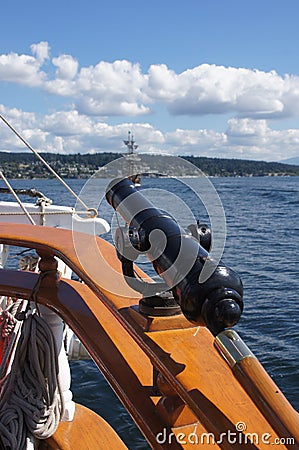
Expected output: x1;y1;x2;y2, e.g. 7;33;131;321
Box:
1;176;298;449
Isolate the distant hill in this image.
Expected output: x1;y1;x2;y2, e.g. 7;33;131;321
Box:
183;156;299;177
0;152;299;178
280;156;299;166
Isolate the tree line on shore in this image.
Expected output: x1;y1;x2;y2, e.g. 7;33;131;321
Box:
0;152;298;178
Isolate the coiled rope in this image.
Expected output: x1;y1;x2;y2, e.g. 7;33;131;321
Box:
0;280;63;449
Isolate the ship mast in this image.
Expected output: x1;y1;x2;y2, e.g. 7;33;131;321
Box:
123;131;140;185
123;131;138;155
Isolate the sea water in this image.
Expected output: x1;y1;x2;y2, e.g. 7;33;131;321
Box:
1;175;298;449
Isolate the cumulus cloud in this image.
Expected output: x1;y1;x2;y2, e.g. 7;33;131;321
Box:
147;64;293;118
224;118;299;159
0;105;162;155
30;41;50;63
1;42;299;121
164;128;226;155
76;97;150;116
52;55;79;80
74;60;150;116
45;54;79;96
1;104;298;161
44;58;150;115
0;50;46;86
41;110;93;135
0;42;299;160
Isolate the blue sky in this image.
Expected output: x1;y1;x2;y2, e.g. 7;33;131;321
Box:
1;0;299;161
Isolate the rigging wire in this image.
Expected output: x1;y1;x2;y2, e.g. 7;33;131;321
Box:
0;114;95;216
0;170;36;225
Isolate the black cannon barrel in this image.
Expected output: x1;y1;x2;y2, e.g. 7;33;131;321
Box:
106;178;243;335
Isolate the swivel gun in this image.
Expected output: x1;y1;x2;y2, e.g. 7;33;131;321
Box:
106;178;243;336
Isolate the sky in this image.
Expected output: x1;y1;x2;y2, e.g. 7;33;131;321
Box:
0;0;299;161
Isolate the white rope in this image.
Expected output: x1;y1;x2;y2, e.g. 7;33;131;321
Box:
0;306;63;449
0;171;36;225
0;114;95;216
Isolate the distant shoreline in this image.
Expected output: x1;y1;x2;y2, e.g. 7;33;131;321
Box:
0;152;298;178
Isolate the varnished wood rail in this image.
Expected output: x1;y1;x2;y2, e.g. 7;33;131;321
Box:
0;223;298;449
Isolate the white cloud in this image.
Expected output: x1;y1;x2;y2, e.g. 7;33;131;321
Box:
45;54;79;96
2;43;299;121
1;104;298;161
52;54;78;80
164;128;226;155
46;59;299;120
74;60;149;116
225;118;299;159
76;96;150;116
0;42;50;86
41;110;93;136
0;51;46;86
44;58;150;115
44;78;77;96
0;43;299;161
147;64;180;100
147;64;291;118
226;118;269;141
52;55;79;80
30;41;50;63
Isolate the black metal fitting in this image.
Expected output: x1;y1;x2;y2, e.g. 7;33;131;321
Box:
187;220;212;252
106;178;243;335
